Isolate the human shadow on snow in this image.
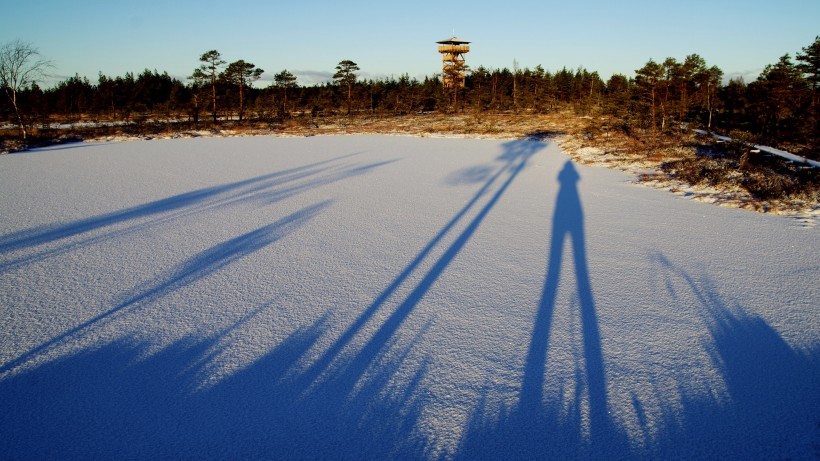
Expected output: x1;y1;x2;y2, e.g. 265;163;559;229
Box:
454;162;820;460
6;143;812;459
454;161;631;460
453;165;819;459
0;139;543;459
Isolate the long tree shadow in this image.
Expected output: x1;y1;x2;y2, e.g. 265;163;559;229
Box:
0;152;368;271
0;140;546;459
0;201;332;374
455;215;819;460
0;307;435;459
639;254;820;459
455;161;629;459
2;150;397;376
0;149;395;373
7;144;815;459
293;139;545;397
5;242;816;459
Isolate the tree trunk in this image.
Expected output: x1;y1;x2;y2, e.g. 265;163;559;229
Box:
513;75;518;111
707;85;713;130
4;87;27;144
347;83;352;115
12;104;27;144
661;82;669;131
211;74;217;123
491;75;497;110
238;81;244;122
192;93;200;124
651;84;657;143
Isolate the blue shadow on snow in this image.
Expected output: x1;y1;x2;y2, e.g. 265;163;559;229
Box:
0;138;544;459
452;165;819;459
3;146;816;459
0;151;369;271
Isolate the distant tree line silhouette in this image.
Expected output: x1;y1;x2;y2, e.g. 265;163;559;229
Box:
1;37;818;158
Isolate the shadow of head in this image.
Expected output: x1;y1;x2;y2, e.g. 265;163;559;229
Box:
558;160;580;185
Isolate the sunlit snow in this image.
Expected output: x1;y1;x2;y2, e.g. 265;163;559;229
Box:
1;135;817;459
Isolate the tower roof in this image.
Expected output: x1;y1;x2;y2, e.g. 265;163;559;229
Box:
436;36;470;45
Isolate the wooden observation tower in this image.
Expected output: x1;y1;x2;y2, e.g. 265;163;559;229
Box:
437;36;470;88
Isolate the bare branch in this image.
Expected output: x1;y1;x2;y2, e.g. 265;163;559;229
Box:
0;40;53;144
0;39;52;90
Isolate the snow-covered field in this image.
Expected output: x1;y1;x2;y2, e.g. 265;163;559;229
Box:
1;135;817;460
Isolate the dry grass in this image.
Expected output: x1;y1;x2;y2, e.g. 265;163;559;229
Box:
555;115;819;220
268;112;580;139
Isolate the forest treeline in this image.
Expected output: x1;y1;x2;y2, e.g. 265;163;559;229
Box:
2;37;819;158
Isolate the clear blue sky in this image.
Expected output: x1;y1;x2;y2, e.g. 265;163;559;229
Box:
3;0;818;88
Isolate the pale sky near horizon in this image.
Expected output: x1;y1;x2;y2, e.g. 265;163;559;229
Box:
2;0;818;88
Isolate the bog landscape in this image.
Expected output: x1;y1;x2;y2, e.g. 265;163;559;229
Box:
1;35;819;460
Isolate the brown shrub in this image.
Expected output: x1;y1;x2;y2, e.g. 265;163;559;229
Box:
661;158;735;187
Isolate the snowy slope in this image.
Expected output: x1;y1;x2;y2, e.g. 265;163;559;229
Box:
0;135;818;460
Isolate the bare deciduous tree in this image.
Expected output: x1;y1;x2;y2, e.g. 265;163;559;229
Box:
0;40;51;144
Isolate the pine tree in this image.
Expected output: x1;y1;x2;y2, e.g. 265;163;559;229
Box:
796;36;820;92
748;54;808;143
222;60;263;122
678;54;707;122
660;58;679;131
694;65;723;130
193;50;225;123
333;60;359;114
796;36;820;154
604;74;631;122
273;70;298;116
634;59;663;141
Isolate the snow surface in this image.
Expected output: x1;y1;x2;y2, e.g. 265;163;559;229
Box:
0;135;818;460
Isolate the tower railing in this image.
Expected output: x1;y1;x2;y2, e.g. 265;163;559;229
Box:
438;45;470;54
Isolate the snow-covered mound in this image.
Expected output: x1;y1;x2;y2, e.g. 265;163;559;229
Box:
1;135;817;459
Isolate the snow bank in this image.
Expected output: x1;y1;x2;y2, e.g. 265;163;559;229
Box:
1;135;817;459
694;129;820;168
